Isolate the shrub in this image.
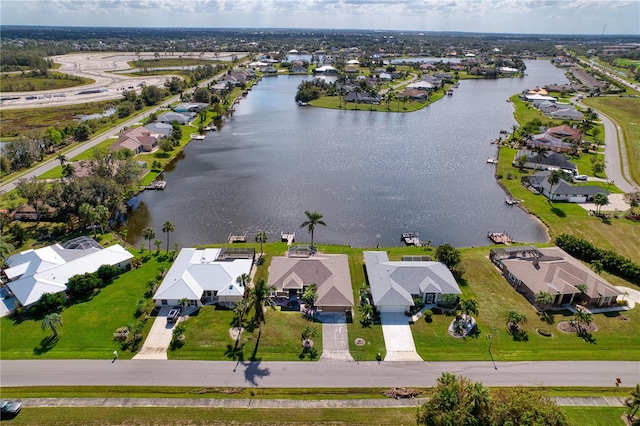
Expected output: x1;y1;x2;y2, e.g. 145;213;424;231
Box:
96;264;120;284
33;291;67;315
424;309;433;323
537;328;552;337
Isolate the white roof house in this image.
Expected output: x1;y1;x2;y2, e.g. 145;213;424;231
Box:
4;240;133;308
406;81;435;91
363;251;461;313
153;248;253;307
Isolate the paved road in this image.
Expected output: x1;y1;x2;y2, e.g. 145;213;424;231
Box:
2;360;638;388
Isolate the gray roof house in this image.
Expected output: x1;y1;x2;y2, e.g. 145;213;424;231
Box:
548;108;584;121
522;171;609;203
363;251;461;313
514;149;577;173
156;112;193;125
267;254;353;313
144;122;173;139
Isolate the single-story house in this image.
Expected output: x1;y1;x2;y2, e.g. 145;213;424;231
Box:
522;171;609;203
313;65;338;75
490;246;622;308
290;65;307;74
406;81;434;91
144;122;173;139
10;204;56;221
173;103;208;113
110;127;157;154
3;237;132;309
153;248;254;308
345;91;381;104
397;89;429;101
524;93;557;103
156;112;193;125
527;125;582;154
363;251;461;313
513;149;578;173
548;108;584;121
267;253;354;313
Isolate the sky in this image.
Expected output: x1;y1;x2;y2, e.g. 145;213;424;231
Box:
1;0;639;36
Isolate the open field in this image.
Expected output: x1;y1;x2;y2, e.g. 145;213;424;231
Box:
128;58;228;68
0;71;94;92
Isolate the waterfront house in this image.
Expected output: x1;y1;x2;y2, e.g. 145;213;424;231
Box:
548;108;584;121
406;81;435;91
397;89;429;101
363;251;461;313
2;237;132;311
521;171;608;203
153;248;254;308
144;122;173;139
513;149;578;173
111;127;158;155
345;91;381;104
490;246;622;308
527;125;582;154
267;253;354;313
156;112;192;125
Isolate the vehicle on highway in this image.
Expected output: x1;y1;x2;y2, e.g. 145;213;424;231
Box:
1;400;22;420
167;306;181;323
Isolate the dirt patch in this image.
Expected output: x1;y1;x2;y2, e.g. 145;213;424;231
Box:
557;321;598;333
354;338;366;346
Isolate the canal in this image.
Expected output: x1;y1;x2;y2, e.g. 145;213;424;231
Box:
126;60;569;248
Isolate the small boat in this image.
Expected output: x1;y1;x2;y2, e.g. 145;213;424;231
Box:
487;158;497;164
401;232;421;246
505;197;520;205
203;125;217;131
297;100;309;106
190;134;206;140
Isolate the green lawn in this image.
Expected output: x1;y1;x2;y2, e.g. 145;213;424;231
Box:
0;71;94;92
0;251;172;360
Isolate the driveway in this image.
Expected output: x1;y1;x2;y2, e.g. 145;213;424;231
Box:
318;312;353;362
380;312;423;361
133;306;179;360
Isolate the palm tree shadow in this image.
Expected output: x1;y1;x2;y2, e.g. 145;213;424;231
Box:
33;335;58;355
239;360;271;387
550;207;566;217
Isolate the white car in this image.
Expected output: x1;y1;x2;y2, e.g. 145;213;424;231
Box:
575;175;588;181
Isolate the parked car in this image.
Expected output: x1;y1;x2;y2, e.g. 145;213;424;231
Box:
1;400;22;420
167;306;181;323
575;175;588;181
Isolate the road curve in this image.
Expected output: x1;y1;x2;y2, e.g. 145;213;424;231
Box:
1;360;638;388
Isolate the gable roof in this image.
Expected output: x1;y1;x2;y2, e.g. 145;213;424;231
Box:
267;254;353;308
153;248;252;302
364;251;461;308
526;171;609;196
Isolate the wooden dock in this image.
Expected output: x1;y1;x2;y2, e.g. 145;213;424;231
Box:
488;232;512;245
401;232;421;246
281;232;295;246
144;180;166;190
228;233;247;243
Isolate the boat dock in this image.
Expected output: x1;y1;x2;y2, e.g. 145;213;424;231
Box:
228;233;247;243
488;232;512;245
401;232;421;246
190;134;206;140
281;232;295;245
144;180;166;190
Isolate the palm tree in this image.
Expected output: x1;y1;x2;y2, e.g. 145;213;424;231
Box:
233;298;250;347
61;163;75;178
249;278;276;336
535;291;554;308
510;124;519;141
154;239;162;253
532;146;548;170
56;154;67;166
300;210;326;248
590;260;604;275
41;313;63;338
505;310;527;332
546;170;563;202
236;273;251;297
301;284;317;308
573;309;593;335
162;221;175;254
625;384;640;423
593;193;609;214
255;231;267;257
460;298;479;319
142;227;156;251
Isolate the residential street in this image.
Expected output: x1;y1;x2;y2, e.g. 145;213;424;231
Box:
1;360;638;388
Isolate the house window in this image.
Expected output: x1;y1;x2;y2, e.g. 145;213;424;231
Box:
161;300;168;306
603;296;610;305
213;291;218;296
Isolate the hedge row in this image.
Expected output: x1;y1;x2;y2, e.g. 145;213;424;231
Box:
555;233;640;284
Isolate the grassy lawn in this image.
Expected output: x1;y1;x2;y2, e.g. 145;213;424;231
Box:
582;96;640;185
411;247;640;361
0;71;94;92
0;251;172;360
497;147;640;261
0;405;627;425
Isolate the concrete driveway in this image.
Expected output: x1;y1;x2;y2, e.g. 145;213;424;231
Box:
133;306;179;360
380;312;423;361
318;313;353;362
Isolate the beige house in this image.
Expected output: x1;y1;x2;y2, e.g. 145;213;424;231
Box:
490;246;622;308
267;253;353;313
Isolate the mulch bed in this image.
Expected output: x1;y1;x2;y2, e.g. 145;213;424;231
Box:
354;338;366;346
557;321;598;333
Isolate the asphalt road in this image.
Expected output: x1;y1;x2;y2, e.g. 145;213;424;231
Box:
1;360;638;388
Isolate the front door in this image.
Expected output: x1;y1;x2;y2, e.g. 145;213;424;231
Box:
426;294;434;304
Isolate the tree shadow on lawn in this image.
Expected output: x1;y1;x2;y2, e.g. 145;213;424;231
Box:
550;206;566;217
225;342;245;361
33;335;59;355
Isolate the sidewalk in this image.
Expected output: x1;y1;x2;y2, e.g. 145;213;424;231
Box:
12;396;626;409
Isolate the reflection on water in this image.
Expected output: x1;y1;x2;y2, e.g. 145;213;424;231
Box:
126;60;568;248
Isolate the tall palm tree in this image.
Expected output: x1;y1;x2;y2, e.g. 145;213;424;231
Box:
162;221;175;254
532;145;548;170
460;298;479;318
593;193;609;214
41;313;63;338
236;273;251;297
300;210;326;248
505;310;527;332
510;124;519;141
546;170;563;202
56;154;67;166
249;278;276;336
625;384;640;422
255;231;267;256
142;227;156;251
573;309;593;335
